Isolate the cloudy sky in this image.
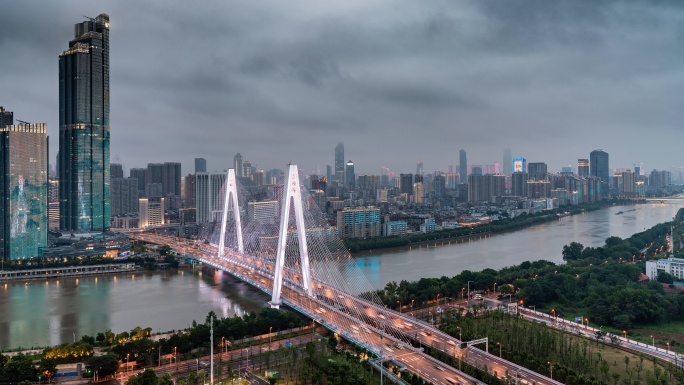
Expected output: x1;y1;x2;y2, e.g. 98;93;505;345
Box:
1;0;682;176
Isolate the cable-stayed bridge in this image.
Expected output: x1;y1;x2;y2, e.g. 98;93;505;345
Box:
131;166;560;385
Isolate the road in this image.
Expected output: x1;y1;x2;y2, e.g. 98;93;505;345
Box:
131;233;562;385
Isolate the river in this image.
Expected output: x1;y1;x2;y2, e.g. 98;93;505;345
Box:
1;202;681;350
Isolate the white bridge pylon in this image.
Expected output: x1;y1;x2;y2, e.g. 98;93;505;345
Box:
217;168;244;257
270;164;314;309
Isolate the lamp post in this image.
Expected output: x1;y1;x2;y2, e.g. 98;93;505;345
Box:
493;283;497;295
269;327;272;351
456;326;462;341
497;342;501;357
461;288;465;300
551;308;556;319
667;342;670;353
398;300;401;314
411;299;415;316
467;281;474;300
126;353;130;373
436;294;441;307
548;362;553;380
584;318;588;329
623;330;627;339
174;347;177;370
651;335;654;347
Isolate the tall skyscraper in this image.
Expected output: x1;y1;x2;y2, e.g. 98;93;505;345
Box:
130;168;147;192
512;157;527;173
233;153;243;177
334;142;344;181
503;148;512;177
59;13;110;231
1;122;48;261
195;158;207;173
161;162;181;196
577;159;589;177
345;160;355;188
590;150;609;197
459;149;467;182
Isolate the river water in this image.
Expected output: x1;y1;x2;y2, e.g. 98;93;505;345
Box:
1;202;681;350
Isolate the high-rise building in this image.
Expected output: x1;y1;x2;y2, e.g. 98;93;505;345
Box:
0;107;13;128
511;172;528;196
59;13;111;231
111;177;139;216
590;150;609;198
577;159;589;177
110;163;123;179
416;162;424;176
184;174;196;208
459;149;467;180
336;207;381;239
334;142;344;182
326;165;332;182
503;148;512;177
434;174;446;198
195;172;226;223
195;158;207;173
233;153;243;178
467;174;505;203
527;162;548;181
1;122;48;261
161;162;181;196
399;174;413;195
130;168;147;192
345;160;355;188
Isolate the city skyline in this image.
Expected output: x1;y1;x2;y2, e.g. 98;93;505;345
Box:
1;1;682;175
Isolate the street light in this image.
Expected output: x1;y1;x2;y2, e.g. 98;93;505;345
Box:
174;347;177;370
551;308;556;319
650;335;654;347
623;330;627;339
461;287;465;300
548;362;553;380
497;342;501;357
493;283;497;295
269;326;273;351
126;353;130;372
467;281;474;300
667;342;670;353
398;300;401;314
456;326;462;341
584;318;588;329
411;299;415;315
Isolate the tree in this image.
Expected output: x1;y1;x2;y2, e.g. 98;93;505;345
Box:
562;242;584;261
96;332;106;344
2;354;36;382
159;372;174;385
85;355;120;377
158;245;172;256
38;359;58;382
656;271;674;284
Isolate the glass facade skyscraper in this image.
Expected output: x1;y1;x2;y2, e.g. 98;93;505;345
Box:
1;123;48;261
59;14;110;231
590;150;609;198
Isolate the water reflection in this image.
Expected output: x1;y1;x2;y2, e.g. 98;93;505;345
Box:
0;268;267;350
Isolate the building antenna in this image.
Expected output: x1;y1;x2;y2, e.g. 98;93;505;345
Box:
83;15;96;22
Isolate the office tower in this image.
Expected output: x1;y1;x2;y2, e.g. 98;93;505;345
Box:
184;174;196;208
247;200;279;225
634;164;641;177
0;107;13;128
416;162;424;176
139;197;165;228
326;165;332;182
233;153;243;177
526;180;552;198
527;162;548;180
503;148;512;177
59;13;110;231
195;172;226;223
577;159;589;177
334;142;344;182
649;170;671;189
471;166;483;176
130;168;147;191
413;183;423;203
146;163;163;186
561;166;573;175
110;163;123;179
399;174;414;195
345;160;355;189
162;162;181;196
590;150;609;197
254;170;265;186
242;161;253;179
1;122;48;261
622;169;635;195
195;158;207;173
512;157;527;173
459;149;467;180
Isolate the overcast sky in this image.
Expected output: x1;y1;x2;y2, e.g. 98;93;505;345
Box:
1;0;682;176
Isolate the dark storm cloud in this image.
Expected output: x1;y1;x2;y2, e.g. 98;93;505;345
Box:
0;0;682;175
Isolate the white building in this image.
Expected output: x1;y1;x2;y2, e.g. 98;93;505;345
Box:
646;256;684;281
384;221;408;236
196;173;226;223
248;200;278;225
139;197;165;228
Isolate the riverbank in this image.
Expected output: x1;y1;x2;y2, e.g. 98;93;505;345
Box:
345;199;637;253
0;263;137;283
